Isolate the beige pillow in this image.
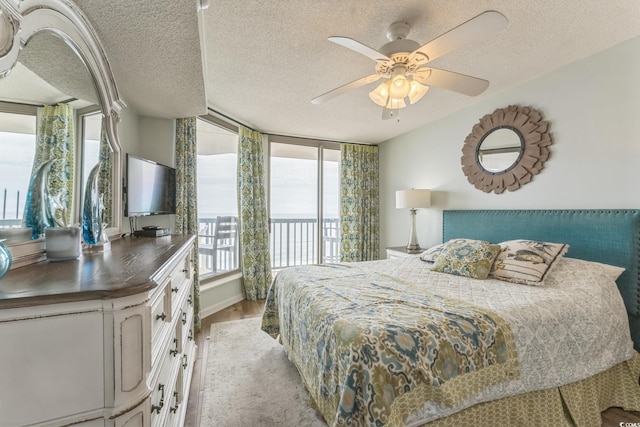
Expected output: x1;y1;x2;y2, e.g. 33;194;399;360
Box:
490;240;569;285
431;239;502;280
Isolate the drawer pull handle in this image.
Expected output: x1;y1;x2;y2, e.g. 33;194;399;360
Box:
156;312;166;321
182;312;187;325
169;338;179;357
182;268;188;273
172;286;179;293
170;391;179;413
151;383;165;413
182;354;188;369
188;329;193;341
187;295;192;306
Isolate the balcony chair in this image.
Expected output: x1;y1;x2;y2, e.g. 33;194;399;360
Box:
199;216;238;273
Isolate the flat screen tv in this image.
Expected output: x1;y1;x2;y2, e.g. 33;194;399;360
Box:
124;154;176;217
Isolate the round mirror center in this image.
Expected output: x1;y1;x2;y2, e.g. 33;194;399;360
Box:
477;127;523;173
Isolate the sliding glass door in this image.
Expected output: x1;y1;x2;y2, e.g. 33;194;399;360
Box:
270;140;340;269
322;148;340;263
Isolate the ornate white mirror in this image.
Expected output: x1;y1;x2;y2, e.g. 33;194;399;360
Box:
0;0;125;247
461;105;552;194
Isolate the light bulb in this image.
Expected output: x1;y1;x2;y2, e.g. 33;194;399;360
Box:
388;74;411;99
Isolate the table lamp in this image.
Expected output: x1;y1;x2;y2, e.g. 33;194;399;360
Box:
396;189;431;253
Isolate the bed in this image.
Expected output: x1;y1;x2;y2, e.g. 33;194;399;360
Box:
261;209;640;426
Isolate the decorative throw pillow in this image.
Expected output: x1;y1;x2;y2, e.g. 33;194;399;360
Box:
489;240;569;286
431;239;502;280
420;244;445;263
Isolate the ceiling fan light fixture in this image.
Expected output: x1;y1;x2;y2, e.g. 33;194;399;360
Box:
408;81;429;104
386;96;406;109
389;75;411;99
369;81;390;107
313;11;507;118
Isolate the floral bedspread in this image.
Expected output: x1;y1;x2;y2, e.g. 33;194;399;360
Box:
261;263;520;427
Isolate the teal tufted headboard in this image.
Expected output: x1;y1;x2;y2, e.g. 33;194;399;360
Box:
443;209;640;350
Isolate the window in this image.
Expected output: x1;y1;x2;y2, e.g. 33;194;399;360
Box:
196;117;240;279
269;138;340;269
79;110;102;215
0;111;37;226
0;104;104;232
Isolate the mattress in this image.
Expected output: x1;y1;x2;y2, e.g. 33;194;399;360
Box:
261;255;635;426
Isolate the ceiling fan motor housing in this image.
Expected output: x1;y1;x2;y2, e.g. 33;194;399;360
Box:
386;21;411;41
379;21;421;58
379;38;421;58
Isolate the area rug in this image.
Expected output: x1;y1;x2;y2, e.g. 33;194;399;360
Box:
200;317;327;427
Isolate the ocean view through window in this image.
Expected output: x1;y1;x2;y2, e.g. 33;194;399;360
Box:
0;111;36;227
196;118;239;278
270;141;340;268
196;118;341;278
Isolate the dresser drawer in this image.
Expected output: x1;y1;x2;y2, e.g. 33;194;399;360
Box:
150;321;181;427
169;257;192;317
150;282;171;352
165;364;184;426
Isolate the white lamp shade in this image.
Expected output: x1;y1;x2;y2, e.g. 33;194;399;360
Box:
386;96;406;109
396;189;431;209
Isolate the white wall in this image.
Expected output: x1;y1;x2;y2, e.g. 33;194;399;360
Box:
117;113;176;233
379;35;640;256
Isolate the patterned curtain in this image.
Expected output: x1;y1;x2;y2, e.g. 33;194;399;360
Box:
25;103;75;227
237;126;272;300
98;125;113;226
175;117;201;331
339;143;379;262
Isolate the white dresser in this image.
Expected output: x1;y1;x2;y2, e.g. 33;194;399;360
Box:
0;235;197;427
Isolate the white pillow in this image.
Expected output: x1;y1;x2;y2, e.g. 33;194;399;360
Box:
419;244;445;263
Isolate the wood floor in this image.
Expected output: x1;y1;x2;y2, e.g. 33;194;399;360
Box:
184;300;640;427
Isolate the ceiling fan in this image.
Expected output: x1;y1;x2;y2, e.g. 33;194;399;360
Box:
311;11;508;119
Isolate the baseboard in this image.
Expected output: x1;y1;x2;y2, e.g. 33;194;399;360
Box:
201;293;245;319
199;272;244;319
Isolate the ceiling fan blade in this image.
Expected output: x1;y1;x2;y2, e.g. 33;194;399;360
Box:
328;37;391;62
311;74;382;105
410;11;507;64
413;67;489;96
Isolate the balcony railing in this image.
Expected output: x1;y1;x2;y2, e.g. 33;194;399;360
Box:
1;188;22;227
197;216;340;277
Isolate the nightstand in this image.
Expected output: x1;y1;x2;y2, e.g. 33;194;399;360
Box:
386;246;425;259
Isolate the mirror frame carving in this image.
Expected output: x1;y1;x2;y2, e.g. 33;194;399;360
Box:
0;0;126;237
461;105;552;194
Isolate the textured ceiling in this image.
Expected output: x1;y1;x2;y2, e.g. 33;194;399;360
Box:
1;32;96;108
74;0;207;118
72;0;640;143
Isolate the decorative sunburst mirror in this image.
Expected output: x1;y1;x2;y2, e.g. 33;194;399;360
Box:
461;105;552;194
